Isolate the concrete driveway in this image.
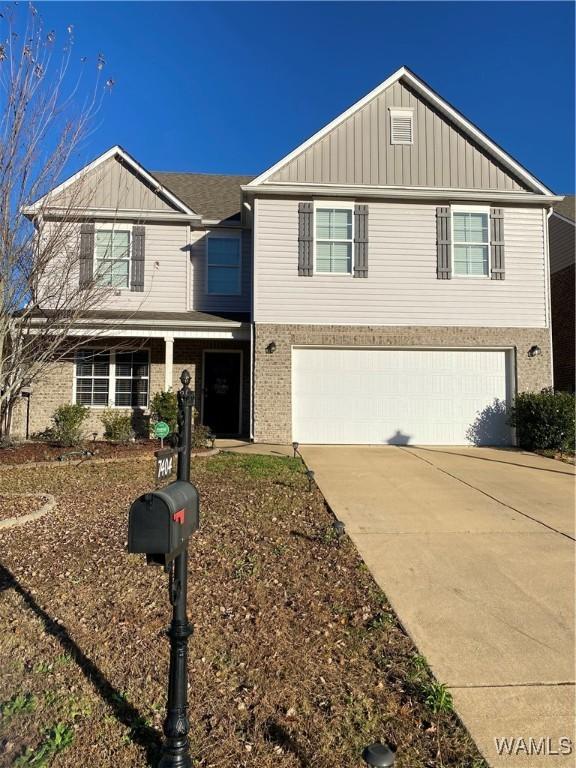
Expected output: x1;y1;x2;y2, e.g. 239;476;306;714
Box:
300;446;575;767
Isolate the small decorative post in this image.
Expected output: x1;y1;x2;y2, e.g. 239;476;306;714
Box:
159;370;195;768
362;743;396;767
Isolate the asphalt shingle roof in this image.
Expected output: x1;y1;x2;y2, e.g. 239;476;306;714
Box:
152;171;254;221
554;195;575;222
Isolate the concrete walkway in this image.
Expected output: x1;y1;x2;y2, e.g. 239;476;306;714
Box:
300;445;576;767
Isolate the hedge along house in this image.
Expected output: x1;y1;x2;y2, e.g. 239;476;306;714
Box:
16;67;562;445
18;147;253;439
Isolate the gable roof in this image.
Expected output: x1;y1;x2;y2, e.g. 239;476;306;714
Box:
248;66;553;195
26;146;198;216
553;195;575;223
153;171;254;221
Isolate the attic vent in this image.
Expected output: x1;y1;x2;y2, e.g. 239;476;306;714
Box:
390;109;414;145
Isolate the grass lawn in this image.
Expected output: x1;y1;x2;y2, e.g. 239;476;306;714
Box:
0;453;486;767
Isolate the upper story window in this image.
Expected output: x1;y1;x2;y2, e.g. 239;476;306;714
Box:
315;207;353;274
75;349;149;408
452;208;490;277
390;108;414;145
207;236;241;295
95;229;131;288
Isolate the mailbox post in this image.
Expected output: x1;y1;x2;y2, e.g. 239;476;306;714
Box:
128;370;197;768
159;369;194;768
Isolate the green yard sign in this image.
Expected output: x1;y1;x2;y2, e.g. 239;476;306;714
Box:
154;421;170;439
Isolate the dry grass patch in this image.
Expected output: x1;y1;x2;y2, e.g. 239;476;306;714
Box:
0;453;486;767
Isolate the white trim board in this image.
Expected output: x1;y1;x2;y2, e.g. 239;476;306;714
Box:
25;146;198;216
248;66;553;195
242;183;561;205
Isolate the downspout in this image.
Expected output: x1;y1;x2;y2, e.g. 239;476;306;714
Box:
244;198;255;442
544;207;554;389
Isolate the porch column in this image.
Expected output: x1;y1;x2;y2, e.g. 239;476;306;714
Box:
164;335;174;391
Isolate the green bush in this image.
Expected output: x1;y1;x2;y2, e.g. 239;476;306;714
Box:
100;409;134;443
51;404;89;447
510;389;575;453
150;390;178;433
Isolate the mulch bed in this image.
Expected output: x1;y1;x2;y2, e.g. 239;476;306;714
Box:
0;453;486;768
0;440;161;466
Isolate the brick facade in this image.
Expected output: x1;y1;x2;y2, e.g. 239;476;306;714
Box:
12;337;250;439
551;265;575;393
253;324;553;443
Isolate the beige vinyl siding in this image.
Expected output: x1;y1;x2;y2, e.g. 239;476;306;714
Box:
38;220;189;311
269;81;528;192
253;197;547;328
51;156;179;212
549;214;575;274
189;228;252;314
98;221;189;311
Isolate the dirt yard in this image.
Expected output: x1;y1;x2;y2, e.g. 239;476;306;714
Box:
0;453;486;767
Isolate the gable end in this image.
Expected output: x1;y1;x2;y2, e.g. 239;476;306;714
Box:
268;78;531;192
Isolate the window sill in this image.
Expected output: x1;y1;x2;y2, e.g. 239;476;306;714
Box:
78;405;149;411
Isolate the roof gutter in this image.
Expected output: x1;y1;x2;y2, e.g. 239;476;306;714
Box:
242;184;563;205
21;206;202;224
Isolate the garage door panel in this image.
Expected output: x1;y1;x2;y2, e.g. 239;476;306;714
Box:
292;348;512;445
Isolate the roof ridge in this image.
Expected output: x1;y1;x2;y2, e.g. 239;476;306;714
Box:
153;170;255;178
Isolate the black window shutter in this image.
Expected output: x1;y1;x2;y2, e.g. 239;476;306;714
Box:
131;225;145;292
298;202;313;276
79;223;95;287
436;207;451;279
490;208;505;280
353;204;368;278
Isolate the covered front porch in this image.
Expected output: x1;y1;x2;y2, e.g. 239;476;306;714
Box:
99;311;251;438
17;311;252;440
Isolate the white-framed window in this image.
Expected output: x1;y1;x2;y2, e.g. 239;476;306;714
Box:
390;108;414;145
207;236;241;295
451;206;490;277
94;228;131;288
314;205;353;274
74;349;149;407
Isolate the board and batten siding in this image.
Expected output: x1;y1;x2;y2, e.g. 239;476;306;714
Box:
269;81;528;191
253;197;548;328
51;156;179;212
189;228;252;314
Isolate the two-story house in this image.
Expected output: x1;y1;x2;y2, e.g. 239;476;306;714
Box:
18;67;561;445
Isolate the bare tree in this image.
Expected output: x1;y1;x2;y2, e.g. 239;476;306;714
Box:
0;3;130;438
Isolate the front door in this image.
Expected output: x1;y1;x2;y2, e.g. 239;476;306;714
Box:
202;351;242;435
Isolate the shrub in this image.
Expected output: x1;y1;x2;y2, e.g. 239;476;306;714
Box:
51;404;89;447
192;423;213;451
510;389;575;453
150;390;178;433
100;409;134;444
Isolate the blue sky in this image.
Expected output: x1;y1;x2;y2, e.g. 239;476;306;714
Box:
36;1;575;192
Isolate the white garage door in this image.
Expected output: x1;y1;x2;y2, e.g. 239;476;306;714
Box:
292;348;513;445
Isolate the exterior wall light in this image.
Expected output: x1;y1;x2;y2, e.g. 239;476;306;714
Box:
266;341;277;354
528;345;542;358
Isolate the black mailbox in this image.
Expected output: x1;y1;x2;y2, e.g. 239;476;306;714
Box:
128;480;199;565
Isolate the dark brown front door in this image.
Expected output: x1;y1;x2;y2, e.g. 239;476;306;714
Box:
202;351;242;435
